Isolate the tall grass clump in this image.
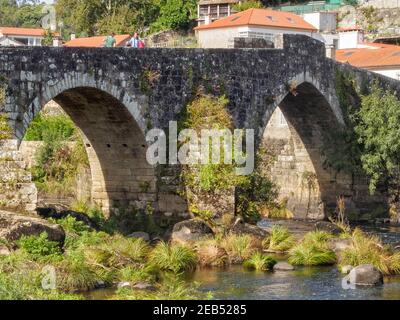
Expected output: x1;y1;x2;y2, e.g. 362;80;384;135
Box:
339;228;400;275
263;225;295;252
149;242;197;273
194;239;228;267
220;234;258;264
288;231;336;266
243;252;276;271
54;249;100;293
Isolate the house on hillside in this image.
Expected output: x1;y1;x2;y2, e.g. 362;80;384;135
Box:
336;42;400;80
64;34;131;47
194;8;321;48
0;27;59;47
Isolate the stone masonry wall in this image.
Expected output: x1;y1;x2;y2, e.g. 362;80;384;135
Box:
1;34;400;218
0;140;37;212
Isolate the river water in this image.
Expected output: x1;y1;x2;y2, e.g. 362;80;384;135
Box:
86;221;400;300
188;221;400;300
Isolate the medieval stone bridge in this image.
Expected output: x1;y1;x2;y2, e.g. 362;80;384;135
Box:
1;34;399;220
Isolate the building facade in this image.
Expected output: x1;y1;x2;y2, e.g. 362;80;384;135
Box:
195;8;320;48
197;0;240;26
0;27;49;46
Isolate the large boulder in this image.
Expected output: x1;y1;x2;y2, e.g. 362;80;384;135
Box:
0;210;65;246
346;264;384;286
171;219;214;245
314;221;343;236
231;218;269;241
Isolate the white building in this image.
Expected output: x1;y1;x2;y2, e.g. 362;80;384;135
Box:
0;27;58;47
194;8;321;48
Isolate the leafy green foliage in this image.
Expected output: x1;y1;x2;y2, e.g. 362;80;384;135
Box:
55;0;161;37
181;94;246;194
149;242;197;273
151;0;197;32
16;232;62;260
243;252;276;271
24;114;76;142
355;84;400;196
233;0;264;12
236;171;279;222
288;231;336;266
0;1;45;28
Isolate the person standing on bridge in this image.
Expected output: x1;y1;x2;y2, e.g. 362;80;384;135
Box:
127;33;145;48
104;32;116;48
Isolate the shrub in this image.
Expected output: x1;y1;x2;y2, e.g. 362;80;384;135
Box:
16;233;62;260
24;113;76;142
339;228;400;275
288;231;336;266
220;234;257;264
243;252;276;271
236;172;279;222
263;225;295;252
149;242;197;273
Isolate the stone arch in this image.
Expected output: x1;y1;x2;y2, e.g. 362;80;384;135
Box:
15;75;155;216
261;79;348;220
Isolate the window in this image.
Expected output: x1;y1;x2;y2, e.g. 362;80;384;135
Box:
219;4;229;16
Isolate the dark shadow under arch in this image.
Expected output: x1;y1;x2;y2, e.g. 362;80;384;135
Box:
46;87;157;215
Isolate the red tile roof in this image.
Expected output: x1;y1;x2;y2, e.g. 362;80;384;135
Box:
194;8;317;32
0;27;59;37
64;34;130;47
336;43;400;69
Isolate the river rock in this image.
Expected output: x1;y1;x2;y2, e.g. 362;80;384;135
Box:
0;245;11;256
171;219;213;245
231;218;269;241
0;210;65;246
346;264;384;286
314;221;343;235
128;231;150;241
340;265;353;274
273;262;295;271
328;238;353;253
117;282;131;289
132;282;156;291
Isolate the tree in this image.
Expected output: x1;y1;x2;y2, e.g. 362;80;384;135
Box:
233;0;264;12
0;0;44;28
55;0;161;37
151;0;196;32
355;84;400;204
